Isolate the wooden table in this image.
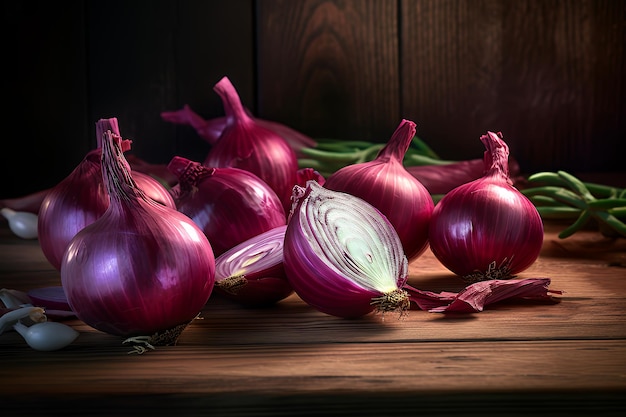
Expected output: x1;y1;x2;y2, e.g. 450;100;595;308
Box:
1;220;624;417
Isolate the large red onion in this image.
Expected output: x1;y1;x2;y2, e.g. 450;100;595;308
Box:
428;131;544;282
284;181;410;318
204;76;298;211
323;119;434;261
214;225;292;306
167;156;286;257
61;130;215;342
38;118;175;270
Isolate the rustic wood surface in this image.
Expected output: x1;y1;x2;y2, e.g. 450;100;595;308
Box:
1;219;624;416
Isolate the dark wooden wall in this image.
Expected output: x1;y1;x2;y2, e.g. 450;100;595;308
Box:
2;0;624;199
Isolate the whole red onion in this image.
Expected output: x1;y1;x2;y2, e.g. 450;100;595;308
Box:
324;119;434;261
204;76;298;211
61;130;215;341
168;156;286;257
38;118;175;270
284;181;410;318
428;131;544;282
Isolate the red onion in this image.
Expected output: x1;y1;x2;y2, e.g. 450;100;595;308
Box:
38;118;175;270
283;181;410;318
61;130;215;343
214;225;292;306
323;119;434;261
204;76;299;211
296;168;325;187
161;103;316;155
167;156;286;257
428;131;544;282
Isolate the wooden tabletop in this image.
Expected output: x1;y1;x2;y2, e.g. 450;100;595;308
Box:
1;219;624;417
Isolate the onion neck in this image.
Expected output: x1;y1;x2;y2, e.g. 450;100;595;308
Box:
167;156;214;191
376;119;416;162
481;131;511;183
101;131;146;205
214;76;253;126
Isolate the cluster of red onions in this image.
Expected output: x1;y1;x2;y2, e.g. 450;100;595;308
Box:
61;130;215;343
214;225;292;306
428;131;544;282
203;76;299;212
38;117;175;270
283;181;410;318
167;156;286;257
324;119;434;261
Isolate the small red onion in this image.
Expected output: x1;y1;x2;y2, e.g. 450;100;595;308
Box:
61;131;215;342
168;156;286;257
214;225;292;306
324;119;434;261
38;118;175;270
428;131;544;282
284;181;410;318
204;76;299;211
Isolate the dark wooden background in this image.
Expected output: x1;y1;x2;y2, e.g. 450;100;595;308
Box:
2;0;624;199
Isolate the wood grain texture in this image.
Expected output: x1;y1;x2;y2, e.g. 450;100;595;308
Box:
256;0;401;140
401;0;626;173
0;221;625;416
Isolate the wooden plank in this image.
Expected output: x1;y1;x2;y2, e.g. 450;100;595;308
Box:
400;0;626;174
86;0;255;166
256;0;401;141
1;1;90;199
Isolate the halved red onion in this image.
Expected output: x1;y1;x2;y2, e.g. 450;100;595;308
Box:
168;156;286;257
283;181;409;318
323;119;434;261
214;225;292;306
428;131;544;282
61;131;215;342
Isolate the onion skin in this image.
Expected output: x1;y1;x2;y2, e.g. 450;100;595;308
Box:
324;119;434;261
214;225;293;306
205;76;298;212
168;156;286;257
284;181;409;318
61;131;215;338
428;131;544;281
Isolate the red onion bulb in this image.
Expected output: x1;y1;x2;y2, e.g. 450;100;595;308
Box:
168;156;286;257
428;131;544;282
284;181;410;318
61;131;215;342
324;119;434;261
38;118;175;270
214;225;293;306
204;76;298;211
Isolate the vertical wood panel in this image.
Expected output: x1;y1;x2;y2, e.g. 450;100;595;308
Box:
256;0;400;141
401;0;625;174
87;0;255;166
1;1;89;199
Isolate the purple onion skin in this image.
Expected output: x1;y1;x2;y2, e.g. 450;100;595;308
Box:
205;77;298;212
215;264;292;307
168;157;286;257
428;132;544;280
324;119;434;261
61;133;215;338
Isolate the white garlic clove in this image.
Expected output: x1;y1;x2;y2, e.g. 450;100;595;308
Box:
1;208;39;239
13;321;79;351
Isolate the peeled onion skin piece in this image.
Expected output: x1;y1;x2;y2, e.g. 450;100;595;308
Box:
428;132;544;282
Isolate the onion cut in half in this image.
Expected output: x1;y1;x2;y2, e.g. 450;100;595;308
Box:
213;225;292;307
283;181;409;318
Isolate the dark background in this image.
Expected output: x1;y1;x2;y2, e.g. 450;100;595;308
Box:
2;0;624;199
